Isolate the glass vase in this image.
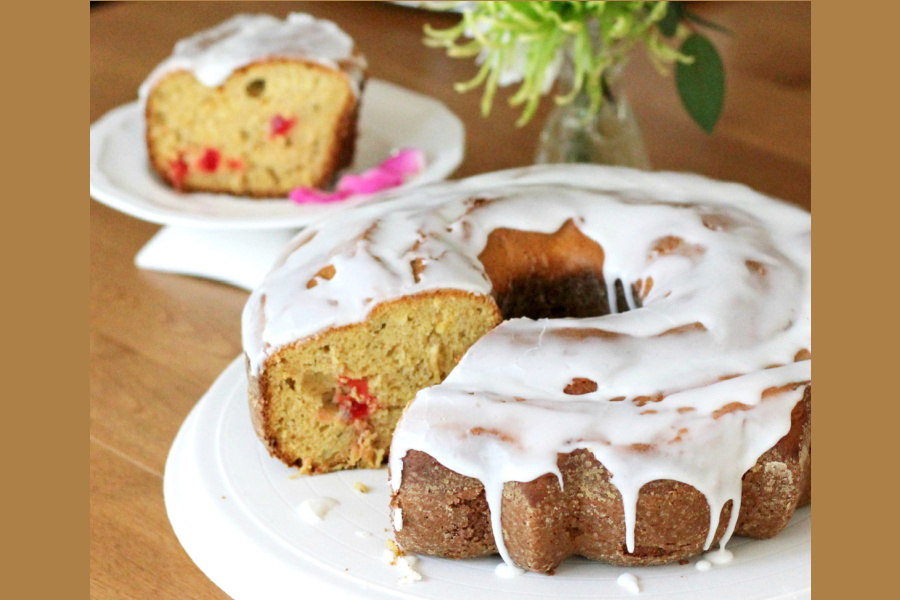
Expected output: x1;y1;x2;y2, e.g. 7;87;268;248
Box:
535;51;650;169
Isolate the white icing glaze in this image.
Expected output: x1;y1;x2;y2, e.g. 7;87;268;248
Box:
297;497;338;523
394;556;422;585
494;562;525;578
695;559;712;572
704;548;734;565
617;572;641;594
382;549;398;564
242;164;811;570
138;13;366;100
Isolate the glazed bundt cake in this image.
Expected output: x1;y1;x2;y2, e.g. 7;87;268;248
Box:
241;165;811;572
139;13;366;197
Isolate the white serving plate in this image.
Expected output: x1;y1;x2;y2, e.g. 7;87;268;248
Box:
89;79;464;230
164;356;811;600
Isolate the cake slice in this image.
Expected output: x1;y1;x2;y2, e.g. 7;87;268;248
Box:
247;290;501;474
139;13;366;197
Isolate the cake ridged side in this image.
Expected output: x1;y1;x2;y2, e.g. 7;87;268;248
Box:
391;386;810;572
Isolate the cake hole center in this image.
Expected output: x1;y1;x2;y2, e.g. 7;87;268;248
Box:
477;219;640;320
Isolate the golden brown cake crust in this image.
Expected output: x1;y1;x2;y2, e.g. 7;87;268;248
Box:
391;386;811;572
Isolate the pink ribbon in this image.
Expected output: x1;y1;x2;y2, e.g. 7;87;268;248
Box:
289;148;425;205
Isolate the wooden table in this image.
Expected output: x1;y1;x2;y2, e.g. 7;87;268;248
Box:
90;2;810;598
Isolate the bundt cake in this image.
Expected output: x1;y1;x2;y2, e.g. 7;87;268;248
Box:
139;13;366;197
240;165;811;572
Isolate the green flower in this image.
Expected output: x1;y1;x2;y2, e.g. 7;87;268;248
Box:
425;1;726;132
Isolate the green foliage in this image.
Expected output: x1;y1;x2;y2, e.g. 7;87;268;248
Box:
676;34;725;133
425;1;726;132
657;1;682;37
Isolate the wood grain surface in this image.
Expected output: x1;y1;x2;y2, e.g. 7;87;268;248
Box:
89;2;810;598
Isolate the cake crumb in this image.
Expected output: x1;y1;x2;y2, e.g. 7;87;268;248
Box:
353;481;370;493
383;539;423;585
395;556;422;585
384;539;402;565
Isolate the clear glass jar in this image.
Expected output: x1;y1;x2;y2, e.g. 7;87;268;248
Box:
535;38;650;169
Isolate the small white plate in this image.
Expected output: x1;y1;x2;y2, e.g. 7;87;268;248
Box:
90;79;464;230
164;357;811;600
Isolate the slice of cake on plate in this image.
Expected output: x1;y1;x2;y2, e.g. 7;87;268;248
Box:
140;13;366;197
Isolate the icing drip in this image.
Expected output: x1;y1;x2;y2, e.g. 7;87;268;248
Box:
495;562;525;578
705;548;734;565
605;277;619;314
138;13;366;100
242;165;811;570
623;280;639;311
486;482;517;568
